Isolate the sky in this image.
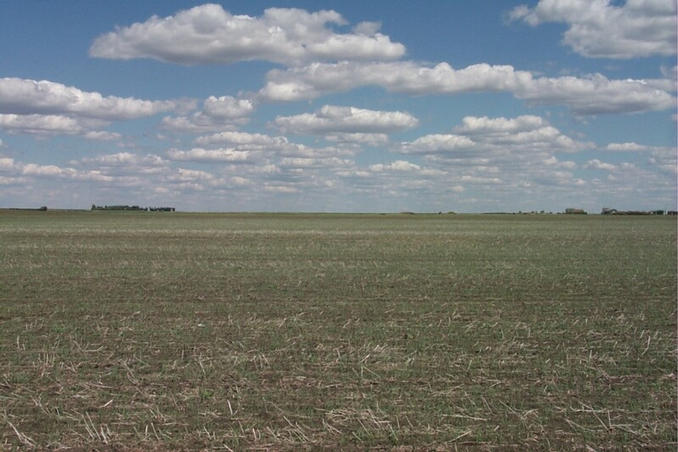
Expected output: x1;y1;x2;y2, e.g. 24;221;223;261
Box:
0;0;676;212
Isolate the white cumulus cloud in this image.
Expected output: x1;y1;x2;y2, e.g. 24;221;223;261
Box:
202;96;255;119
0;113;94;136
395;115;595;195
0;77;182;139
606;142;652;151
162;95;255;133
273;105;419;135
585;159;619;171
167;147;253;163
77;152;167;177
510;0;677;59
370;160;421;172
90;4;405;65
84;131;122;141
0;77;176;120
18;162;114;182
403;115;589;155
0;156;16;170
603;141;677;174
325;133;389;146
454;115;547;135
195;131;288;147
400;134;475;154
280;156;353;170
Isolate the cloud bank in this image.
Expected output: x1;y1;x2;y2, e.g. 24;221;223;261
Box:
259;61;675;114
0;77;179;137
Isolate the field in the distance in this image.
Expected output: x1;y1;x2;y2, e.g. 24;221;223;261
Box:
1;211;676;450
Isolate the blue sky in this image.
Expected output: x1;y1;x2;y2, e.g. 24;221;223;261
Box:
0;0;675;212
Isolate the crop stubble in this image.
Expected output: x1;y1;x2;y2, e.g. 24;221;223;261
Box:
0;211;676;449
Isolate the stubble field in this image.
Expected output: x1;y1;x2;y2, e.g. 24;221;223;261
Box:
1;210;676;450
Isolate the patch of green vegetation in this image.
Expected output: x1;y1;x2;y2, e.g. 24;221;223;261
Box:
1;211;676;449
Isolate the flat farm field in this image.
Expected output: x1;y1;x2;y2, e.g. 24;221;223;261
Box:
1;211;676;449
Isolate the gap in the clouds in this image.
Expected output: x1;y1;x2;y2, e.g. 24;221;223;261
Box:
584;58;671;80
580;111;676;147
85;59;276;100
354;148;401;167
249;102;328;135
591;150;642;169
316;86;403;110
304;87;529;137
398;91;529;138
0;135;79;166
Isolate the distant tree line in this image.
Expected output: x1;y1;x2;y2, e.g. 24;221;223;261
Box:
601;208;672;215
7;206;48;211
91;204;175;212
564;208;587;214
563;208;675;215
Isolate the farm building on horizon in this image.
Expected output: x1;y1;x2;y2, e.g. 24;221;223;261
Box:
91;204;175;212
